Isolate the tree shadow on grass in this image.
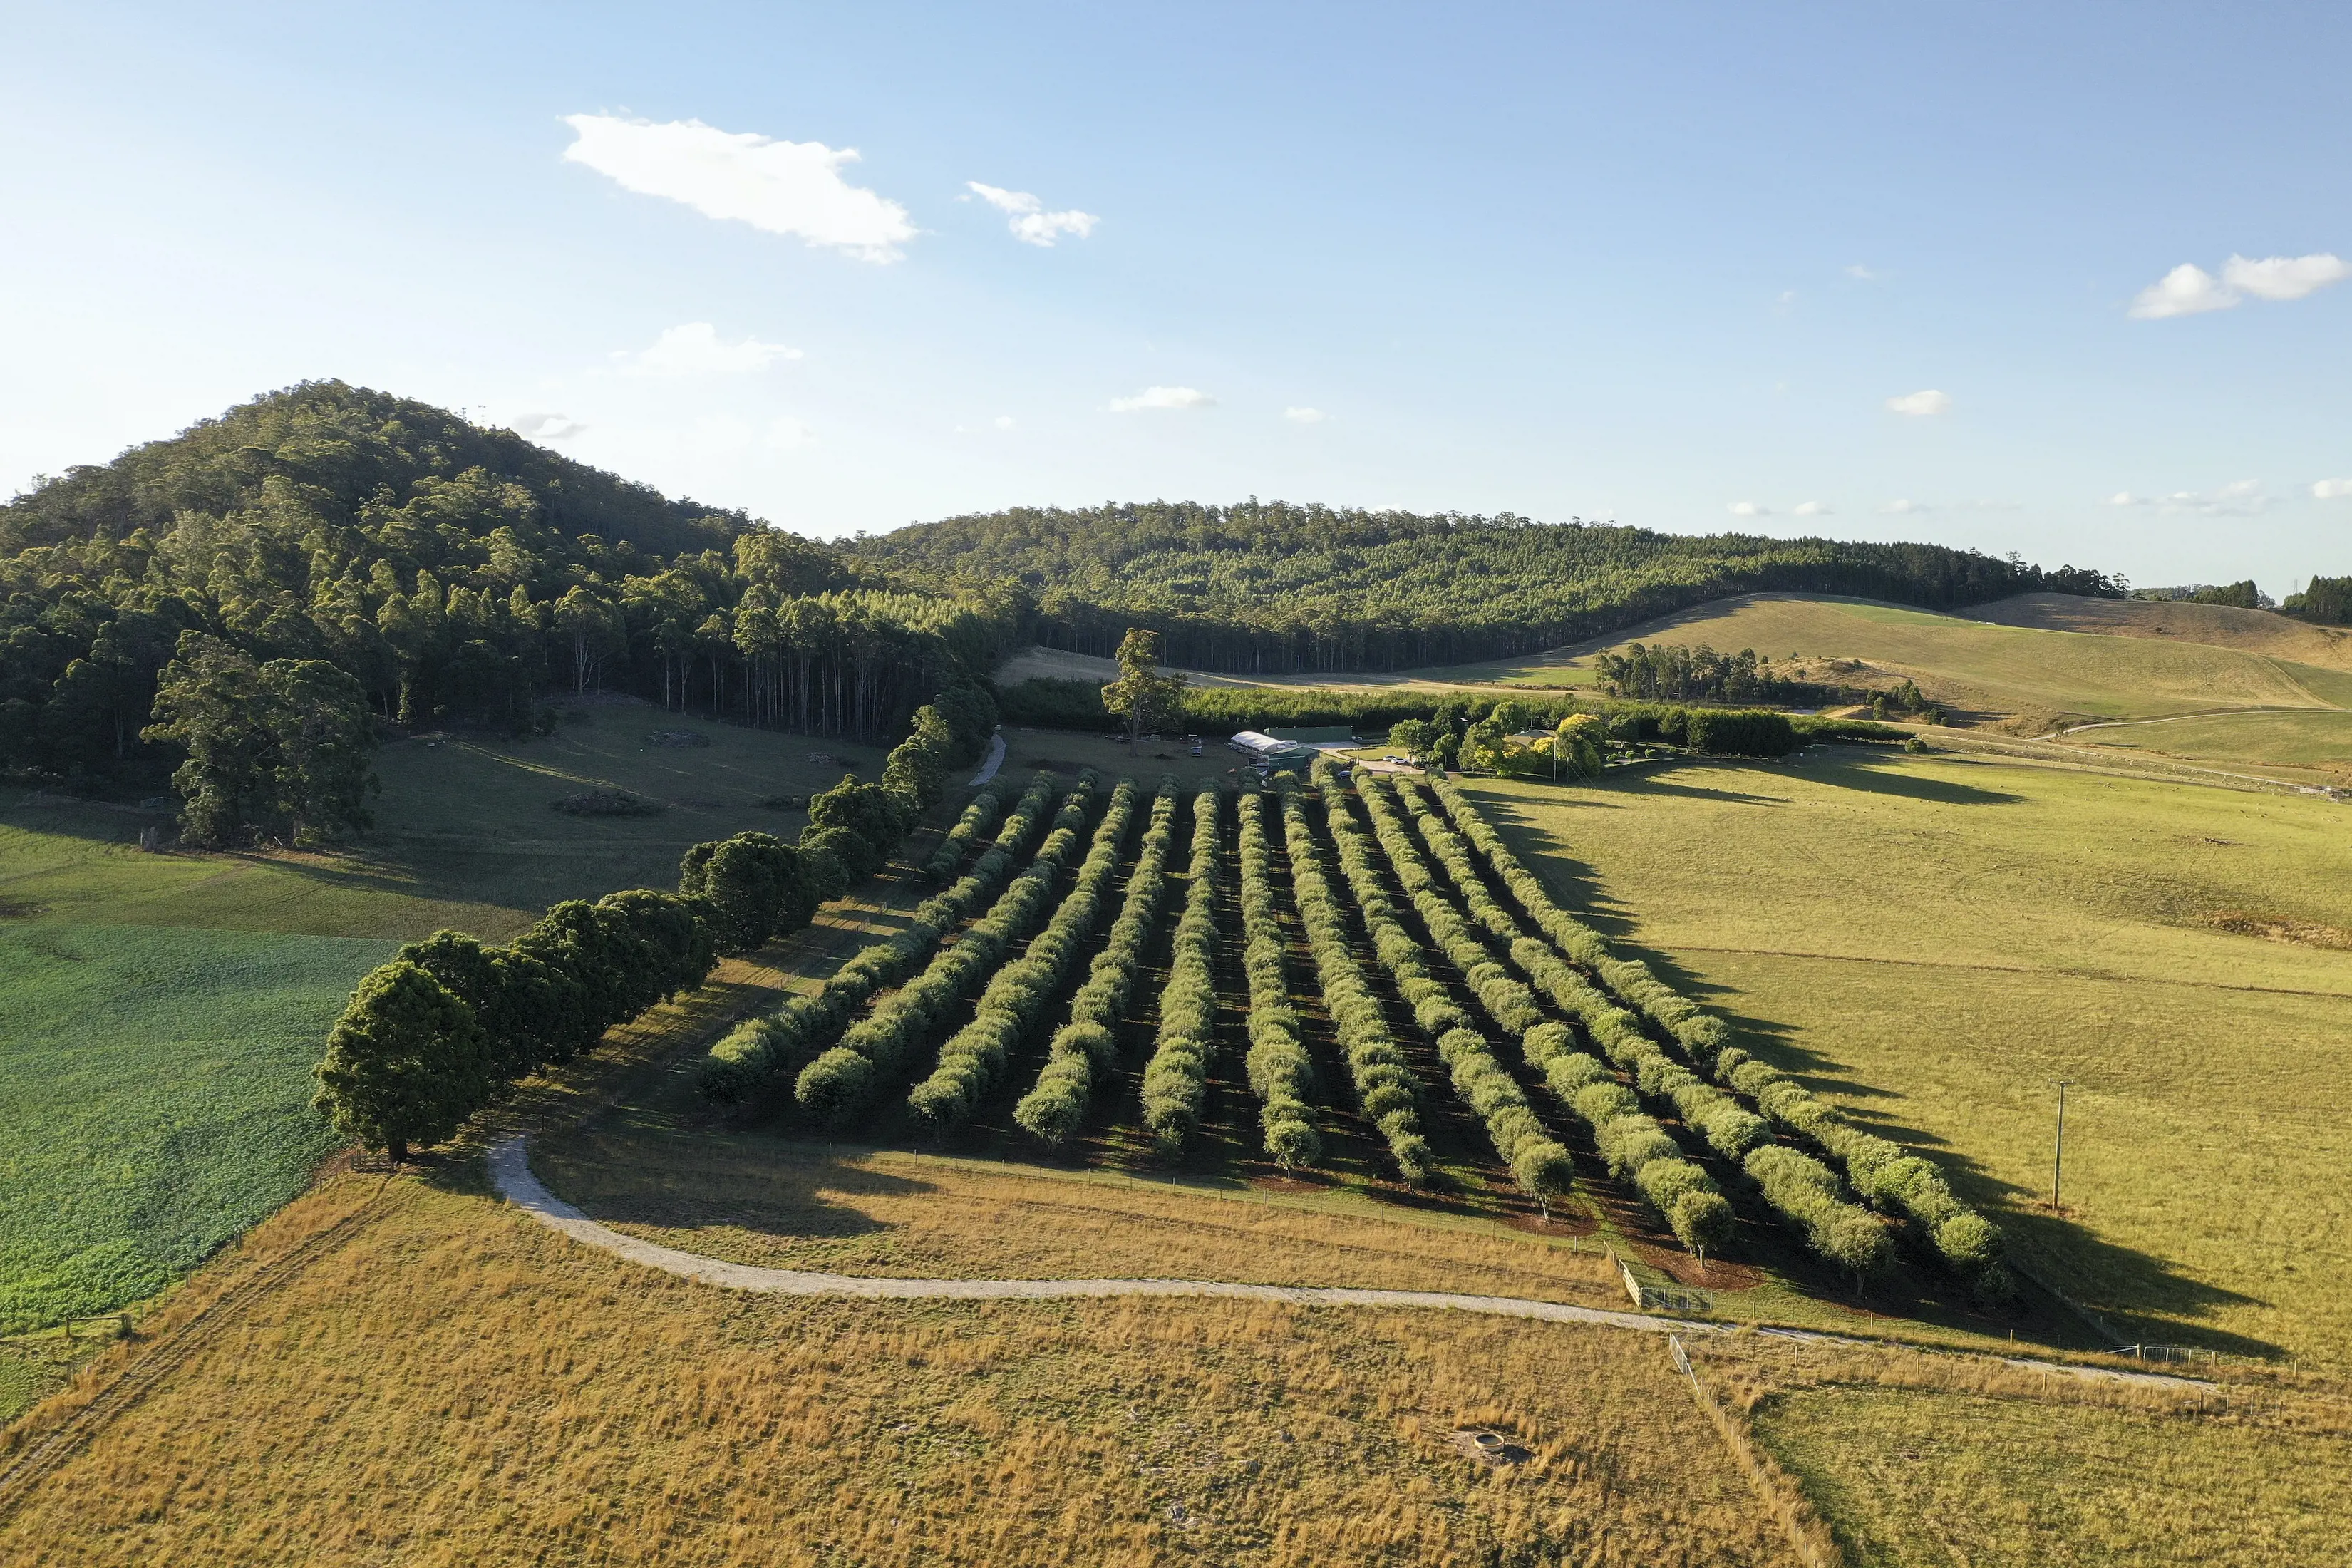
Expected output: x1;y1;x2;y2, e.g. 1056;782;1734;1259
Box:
1800;751;2024;806
532;1127;934;1241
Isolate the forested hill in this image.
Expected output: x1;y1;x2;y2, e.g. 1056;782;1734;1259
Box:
1;381;743;559
846;501;2123;674
1;383;1021;785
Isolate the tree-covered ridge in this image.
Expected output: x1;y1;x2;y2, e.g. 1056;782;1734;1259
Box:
1;382;1023;784
845;500;2123;674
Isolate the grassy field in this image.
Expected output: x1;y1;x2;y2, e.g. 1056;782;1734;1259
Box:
0;921;395;1332
1978;592;2352;670
1721;1338;2352;1567
0;702;874;1339
0;1170;1789;1567
1461;746;2352;1365
2077;708;2352;774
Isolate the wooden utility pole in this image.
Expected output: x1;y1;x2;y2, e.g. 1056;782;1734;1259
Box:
2051;1078;2075;1213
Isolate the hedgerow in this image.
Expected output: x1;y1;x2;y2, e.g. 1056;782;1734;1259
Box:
1315;764;1566;1212
1420;776;2000;1299
922;780;1008;882
795;774;1100;1127
1276;780;1435;1184
909;777;1141;1130
1353;775;1728;1252
1234;790;1322;1171
1140;786;1224;1150
696;769;1065;1104
1014;778;1185;1145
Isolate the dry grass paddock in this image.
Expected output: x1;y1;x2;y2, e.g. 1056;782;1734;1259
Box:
0;1175;1783;1568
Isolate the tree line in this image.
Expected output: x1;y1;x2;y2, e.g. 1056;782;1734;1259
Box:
847;498;2125;674
2;382;1022;802
312;679;996;1162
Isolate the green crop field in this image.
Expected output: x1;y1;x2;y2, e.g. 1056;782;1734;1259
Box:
0;921;395;1332
1460;747;2352;1365
0;703;869;1345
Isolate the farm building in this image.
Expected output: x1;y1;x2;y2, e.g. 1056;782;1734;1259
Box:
1228;731;1319;773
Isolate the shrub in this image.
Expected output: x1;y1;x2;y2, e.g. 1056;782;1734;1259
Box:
311;960;490;1164
1014;779;1183;1145
1140;788;1224;1150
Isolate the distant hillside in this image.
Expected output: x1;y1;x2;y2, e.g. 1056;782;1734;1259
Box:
1;380;746;559
1974;592;2352;671
845;500;2121;674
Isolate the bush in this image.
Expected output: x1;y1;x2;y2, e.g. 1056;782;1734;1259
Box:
1140;788;1223;1150
1235;790;1322;1170
551;790;662;817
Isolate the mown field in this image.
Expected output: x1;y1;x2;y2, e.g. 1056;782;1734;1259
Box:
1460;745;2352;1366
2077;708;2352;775
0;703;865;1343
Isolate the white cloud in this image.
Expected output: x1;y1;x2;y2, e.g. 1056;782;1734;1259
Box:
1879;498;1920;515
2224;252;2351;301
1727;500;1770;517
966;180;1098;246
2103;479;2273;516
2314;478;2352;500
1283;406;1328;423
1886;388;1951;417
2130;253;2348;318
561;113;916;262
994;415;1016;430
510;412;586;442
619;322;800;376
765;416;814;452
1791;500;1832;517
1108;386;1214;413
1845;264;1879;282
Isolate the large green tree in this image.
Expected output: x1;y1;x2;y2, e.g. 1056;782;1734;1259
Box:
312;959;490;1164
142;632;378;847
1100;628;1188;755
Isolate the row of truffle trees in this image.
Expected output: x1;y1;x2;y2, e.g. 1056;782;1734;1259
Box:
1414;775;2010;1301
316;683;995;1162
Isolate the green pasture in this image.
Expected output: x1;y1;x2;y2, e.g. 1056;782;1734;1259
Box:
1427;594;2352;724
1465;749;2352;1365
0;921;396;1332
2078;708;2352;773
0;703;869;1332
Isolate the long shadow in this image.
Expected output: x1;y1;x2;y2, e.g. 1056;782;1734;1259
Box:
1799;751;2025;805
532;1125;935;1242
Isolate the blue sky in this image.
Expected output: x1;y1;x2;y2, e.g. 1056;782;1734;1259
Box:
3;1;2346;593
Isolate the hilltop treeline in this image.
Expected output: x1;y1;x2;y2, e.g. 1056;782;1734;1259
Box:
1;382;1023;788
844;500;2123;674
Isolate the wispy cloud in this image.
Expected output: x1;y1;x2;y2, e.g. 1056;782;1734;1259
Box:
1877;497;2017;516
1283;406;1328;424
510;413;586;442
2130;253;2349;319
562;114;916;262
1108;386;1214;413
2314;478;2352;500
619;322;800;376
2103;479;2274;516
965;181;1098;247
1790;500;1832;517
1727;500;1770;517
1885;388;1951;417
1845;263;1879;282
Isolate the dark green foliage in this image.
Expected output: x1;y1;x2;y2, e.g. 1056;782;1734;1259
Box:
805;775;909;877
141;632;379;846
1279;780;1433;1183
1424;775;2007;1297
1234;790;1321;1170
1681;707;1798;758
1100;627;1189;753
2284;574;2352;624
1594;642;1825;705
911;778;1140;1130
792;776;1100;1128
1016;778;1183;1145
924;783;1006;882
847;499;2120;674
1140;788;1224;1150
311;959;490;1163
697;771;1059;1104
550;790;662;817
1;382;1023;788
678;831;815;954
1319;768;1564;1209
